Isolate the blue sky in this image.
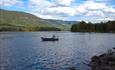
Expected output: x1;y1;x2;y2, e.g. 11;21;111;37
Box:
0;0;115;22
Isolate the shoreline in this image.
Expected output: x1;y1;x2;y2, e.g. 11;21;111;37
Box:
90;49;115;70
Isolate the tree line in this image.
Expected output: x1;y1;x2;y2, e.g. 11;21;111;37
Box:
71;20;115;32
0;24;61;31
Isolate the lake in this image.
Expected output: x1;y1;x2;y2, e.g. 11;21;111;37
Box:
0;32;115;70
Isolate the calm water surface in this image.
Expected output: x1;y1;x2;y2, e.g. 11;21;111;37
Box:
0;32;115;70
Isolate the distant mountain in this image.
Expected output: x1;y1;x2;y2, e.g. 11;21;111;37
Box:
0;9;79;31
45;19;79;25
44;19;78;30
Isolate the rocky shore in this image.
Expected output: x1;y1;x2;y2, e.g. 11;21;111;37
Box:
90;49;115;70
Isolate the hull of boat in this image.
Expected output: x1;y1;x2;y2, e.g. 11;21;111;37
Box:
41;37;59;41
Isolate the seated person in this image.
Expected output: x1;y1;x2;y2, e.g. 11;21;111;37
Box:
52;35;55;38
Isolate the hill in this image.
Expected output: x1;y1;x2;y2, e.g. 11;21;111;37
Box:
45;19;78;30
0;9;78;31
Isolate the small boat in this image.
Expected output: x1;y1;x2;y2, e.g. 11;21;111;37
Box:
41;37;59;41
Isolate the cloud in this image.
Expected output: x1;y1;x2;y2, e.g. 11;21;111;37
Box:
31;11;68;20
28;0;115;22
75;1;107;17
75;1;107;12
56;0;75;6
86;1;106;10
86;0;111;2
86;10;104;17
76;1;115;19
75;5;87;14
47;6;76;16
0;0;23;6
29;0;77;17
29;0;54;14
104;7;115;13
96;17;114;22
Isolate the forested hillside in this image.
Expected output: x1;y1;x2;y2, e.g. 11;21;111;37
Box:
0;9;72;31
71;21;115;32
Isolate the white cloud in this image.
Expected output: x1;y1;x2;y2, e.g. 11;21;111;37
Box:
104;7;115;13
0;0;23;6
29;0;53;8
76;1;107;11
76;1;115;17
47;6;76;16
31;12;68;20
96;17;114;21
29;0;54;14
75;4;87;14
86;1;106;10
86;0;110;1
95;0;111;2
86;10;104;17
29;0;77;17
28;0;115;22
56;0;75;6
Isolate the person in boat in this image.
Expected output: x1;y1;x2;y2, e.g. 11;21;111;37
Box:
52;35;56;38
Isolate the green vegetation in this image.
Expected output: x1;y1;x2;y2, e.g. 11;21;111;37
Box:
39;27;61;31
0;9;71;31
71;21;115;32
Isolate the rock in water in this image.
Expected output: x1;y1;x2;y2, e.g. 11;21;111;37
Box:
91;52;115;70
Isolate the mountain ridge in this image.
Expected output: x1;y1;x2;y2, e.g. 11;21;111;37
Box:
0;9;79;31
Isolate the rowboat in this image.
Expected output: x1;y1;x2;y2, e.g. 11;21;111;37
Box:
41;37;59;41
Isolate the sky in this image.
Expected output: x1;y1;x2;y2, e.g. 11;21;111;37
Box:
0;0;115;22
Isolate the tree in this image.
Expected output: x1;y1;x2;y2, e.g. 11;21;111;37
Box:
71;20;115;32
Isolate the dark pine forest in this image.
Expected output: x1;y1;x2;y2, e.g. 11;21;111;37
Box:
71;21;115;32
